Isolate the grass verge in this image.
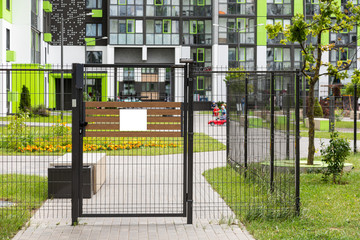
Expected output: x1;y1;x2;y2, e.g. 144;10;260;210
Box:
0;174;48;239
203;154;360;240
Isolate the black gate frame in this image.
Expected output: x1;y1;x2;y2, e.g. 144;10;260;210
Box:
71;61;194;225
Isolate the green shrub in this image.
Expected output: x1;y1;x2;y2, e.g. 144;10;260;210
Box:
320;131;351;184
19;85;31;113
31;105;49;117
314;97;323;117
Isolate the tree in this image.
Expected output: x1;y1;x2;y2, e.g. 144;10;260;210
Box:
345;69;360;105
19;85;31;113
266;0;360;165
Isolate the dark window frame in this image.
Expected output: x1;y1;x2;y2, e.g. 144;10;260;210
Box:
86;51;103;64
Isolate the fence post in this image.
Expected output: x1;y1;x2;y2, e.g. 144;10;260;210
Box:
302;77;306;125
187;62;194;224
295;70;301;216
182;63;188;217
286;83;291;160
329;96;335;132
72;63;84;225
354;84;357;153
244;77;248;170
270;72;275;192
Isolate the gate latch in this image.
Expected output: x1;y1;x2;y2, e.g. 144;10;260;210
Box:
80;122;88;128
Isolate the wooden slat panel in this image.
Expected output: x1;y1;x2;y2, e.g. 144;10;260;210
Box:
85;101;181;108
86;124;181;130
86;116;118;123
86;116;181;123
86;109;181;116
148;117;181;123
85;131;181;138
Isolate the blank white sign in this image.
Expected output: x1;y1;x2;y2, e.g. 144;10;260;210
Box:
119;109;147;131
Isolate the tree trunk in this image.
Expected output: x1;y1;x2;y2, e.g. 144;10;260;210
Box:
307;83;315;165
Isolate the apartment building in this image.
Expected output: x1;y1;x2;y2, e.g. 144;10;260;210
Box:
1;0;359;113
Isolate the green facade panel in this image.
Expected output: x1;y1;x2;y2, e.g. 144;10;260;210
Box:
294;0;303;15
257;0;267;46
11;64;45;113
85;38;96;46
44;33;52;42
6;50;16;62
0;0;12;23
43;1;52;12
92;9;102;18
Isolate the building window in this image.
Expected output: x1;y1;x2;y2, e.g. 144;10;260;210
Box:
146;0;180;17
330;48;357;69
267;0;292;16
123;68;135;81
86;51;102;63
146;20;179;45
330;22;357;45
183;0;212;17
229;47;255;69
267;47;291;70
6;29;10;50
305;0;320;15
218;18;255;44
86;0;102;9
86;23;103;37
194;76;211;101
110;19;143;44
219;0;255;15
110;0;143;16
191;48;211;69
6;0;10;10
183;20;212;45
266;19;290;44
142;68;158;74
31;29;40;63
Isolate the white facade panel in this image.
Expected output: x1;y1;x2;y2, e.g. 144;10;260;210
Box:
319;52;329;98
256;46;267;71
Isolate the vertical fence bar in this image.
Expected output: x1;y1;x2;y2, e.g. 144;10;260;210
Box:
182;64;188;217
226;81;230;160
354;84;357;153
72;63;84;225
286;83;290;159
295;70;301;215
329;96;335;132
187;63;194;224
244;77;248;169
302;76;306;125
114;67;117;100
270;72;275;192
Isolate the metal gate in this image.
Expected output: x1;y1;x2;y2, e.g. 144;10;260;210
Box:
71;62;194;224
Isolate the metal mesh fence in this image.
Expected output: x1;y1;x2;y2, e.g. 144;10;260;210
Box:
225;70;299;218
1;64;300;229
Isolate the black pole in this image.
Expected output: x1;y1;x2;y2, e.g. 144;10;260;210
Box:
244;77;248;170
182;64;188;217
270;72;275;192
187;62;194;224
114;67;117;100
302;77;306;125
354;84;357;153
226;81;230;161
295;70;301;216
329;96;335;132
71;63;84;225
286;83;290;160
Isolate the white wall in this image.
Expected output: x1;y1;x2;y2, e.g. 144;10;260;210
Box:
257;46;267;71
319;52;329;98
48;46;85;67
213;44;228;102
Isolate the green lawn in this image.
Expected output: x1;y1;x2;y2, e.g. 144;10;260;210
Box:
300;123;359;139
204;154;360;240
0;115;72;123
0;174;48;239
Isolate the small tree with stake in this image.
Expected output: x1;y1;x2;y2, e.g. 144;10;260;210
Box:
266;0;360;165
19;85;31;113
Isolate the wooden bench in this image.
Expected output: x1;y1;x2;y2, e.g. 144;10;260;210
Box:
50;153;106;194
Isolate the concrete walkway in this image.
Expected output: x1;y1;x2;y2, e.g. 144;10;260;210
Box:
9;113;359;240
